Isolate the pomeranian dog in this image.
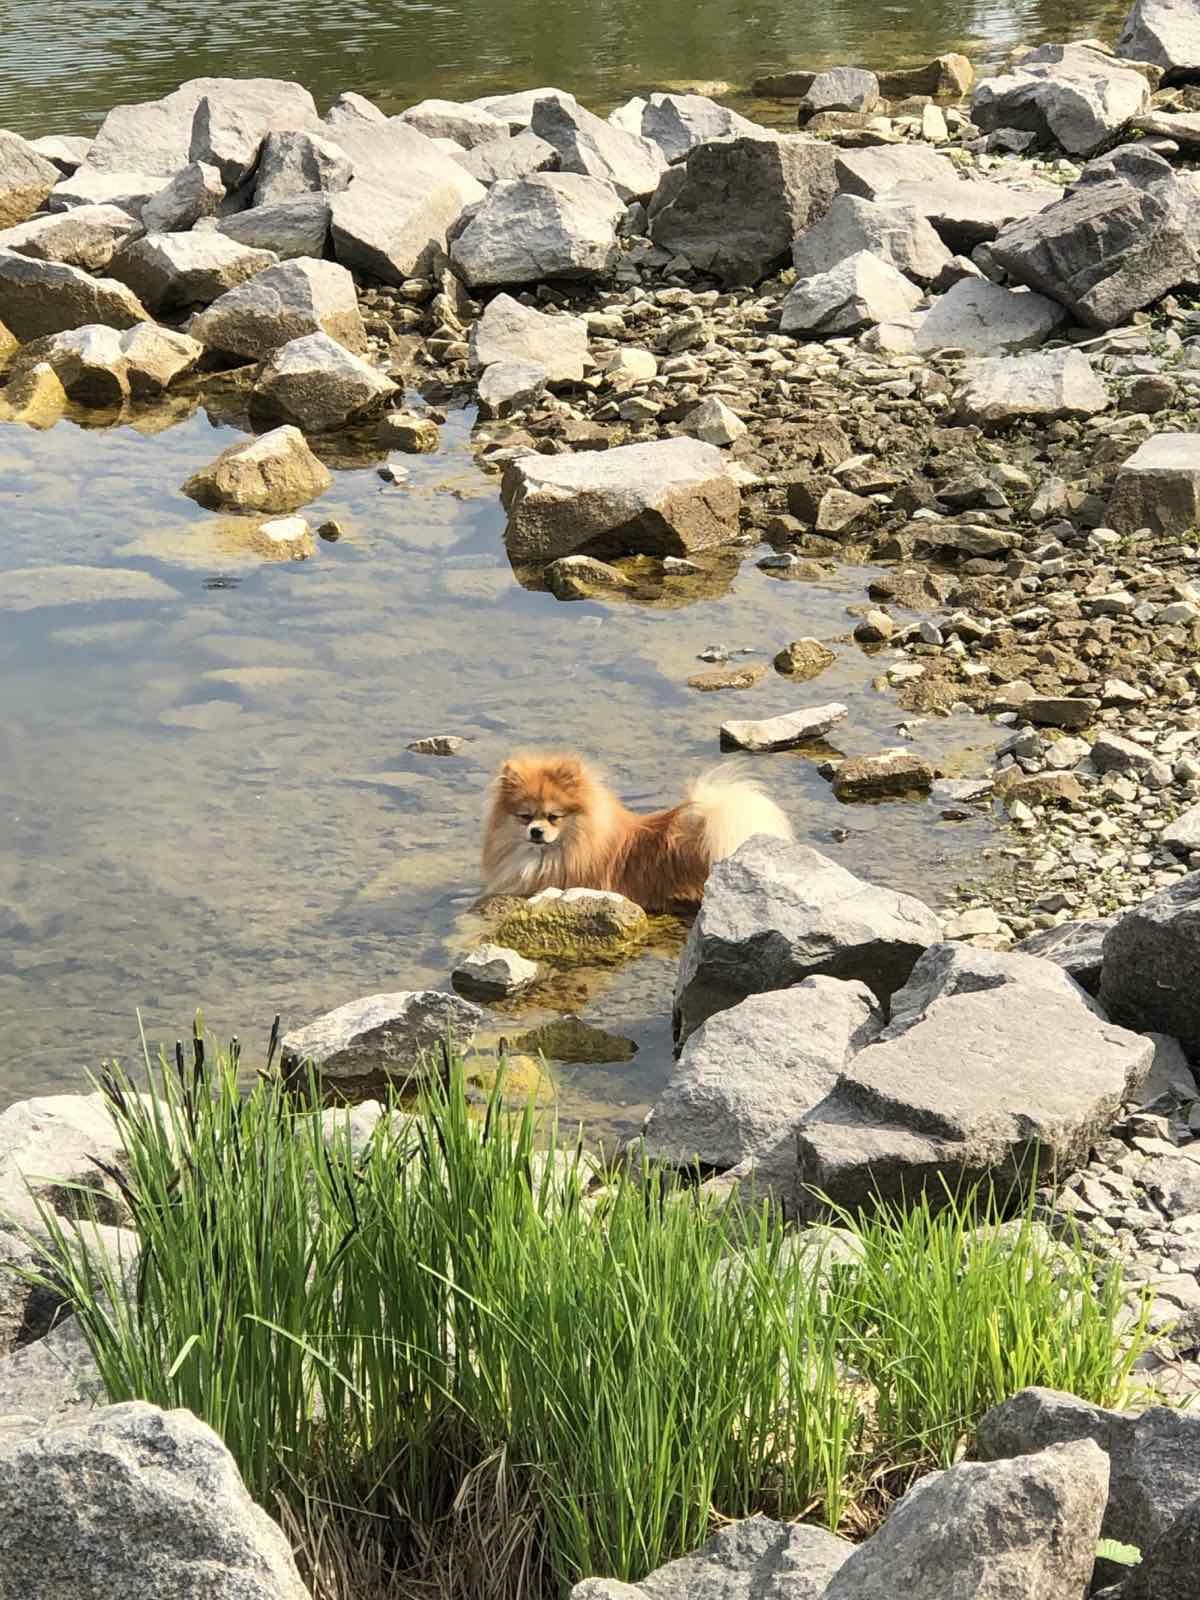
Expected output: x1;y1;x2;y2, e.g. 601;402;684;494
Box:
481;752;792;912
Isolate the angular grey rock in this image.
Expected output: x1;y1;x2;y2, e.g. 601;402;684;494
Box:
253;332;397;431
189;82;322;188
681;396;747;447
791;194;953;287
882;942;1107;1040
1120;1495;1200;1600
780;250;922;336
399;98;511;149
887;174;1057;250
323;90;389;129
451;172;624;286
988;171;1200;328
719;703;849;753
451;943;539;999
977;1386;1200;1550
253;130;353;207
1091;730;1172;786
1101;870;1200;1055
468;88;578;132
0;1314;105;1431
108;231;276;313
674;837;941;1045
1119;0;1200;79
0;250;149;341
634;93;767;163
190;256;367;359
821;1442;1109;1600
0;1401;312;1597
1108;431;1200;535
468;292;588;382
141;160;225;233
915;278;1067;355
502;436;740;566
329;167;484;286
1163;800;1200;855
84;76;318;180
954;349;1110;428
796;980;1152;1218
834;144;958;199
28;135;92;176
570;1514;854;1600
643;978;881;1172
1014;917;1114;993
0;1090;131;1237
457;128;560;185
799;67;881;116
46;168;158;217
9;321;203;405
182;424;333;513
530;96;667;200
651;135;838;285
0;204;143;273
280;990;481;1097
971;43;1151;157
217;197;331;260
476;359;548;417
0;130;63;229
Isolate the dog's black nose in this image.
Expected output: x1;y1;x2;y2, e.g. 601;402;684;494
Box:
529;827;545;843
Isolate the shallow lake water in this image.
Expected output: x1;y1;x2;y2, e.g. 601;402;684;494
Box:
0;386;1003;1135
1;0;1128;138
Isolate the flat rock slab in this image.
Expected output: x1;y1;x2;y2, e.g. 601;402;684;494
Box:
953;349;1110;428
643;977;880;1173
887;175;1057;251
1013;917;1114;993
281;989;481;1099
720;702;848;752
1108;431;1200;535
1101;869;1200;1056
1;566;179;612
1120;0;1200;77
673;836;941;1044
468;292;588;382
501;435;740;566
915;278;1066;355
833;751;934;799
0;250;149;341
822;1441;1108;1600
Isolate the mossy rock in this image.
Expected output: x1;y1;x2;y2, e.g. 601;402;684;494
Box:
511;1016;638;1065
468;1053;556;1106
493;888;650;963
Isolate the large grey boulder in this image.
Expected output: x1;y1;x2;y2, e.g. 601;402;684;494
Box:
457;128;559;185
108;231;277;313
0;1401;312;1598
791;194;953;288
673;838;941;1046
780;251;922;336
971;43;1151;156
253;130;353;207
821;1442;1109;1600
977;1386;1200;1551
571;1514;854;1600
398;98;510;149
1108;432;1200;534
887;174;1057;251
189;83;322;188
9;321;203;405
915;278;1067;355
650;135;839;285
1013;917;1115;993
468;87;579;132
217;197;331;260
796;955;1152;1218
954;349;1110;428
1119;0;1200;78
0;1091;131;1237
46;168;159;217
1120;1496;1200;1600
834;145;958;199
190;256;367;358
450;172;624;286
0;130;63;228
987;170;1200;328
799;67;881;116
0;204;143;273
141;160;225;233
253;332;397;431
531;96;666;201
182;424;333;513
0;251;149;341
1100;870;1200;1055
280;990;481;1099
84;76;318;180
630;93;767;163
882;943;1107;1037
501;436;740;567
643;979;881;1175
468;292;588;382
28;135;92;176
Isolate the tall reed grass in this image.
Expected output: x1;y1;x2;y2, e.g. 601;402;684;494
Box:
18;1030;1150;1600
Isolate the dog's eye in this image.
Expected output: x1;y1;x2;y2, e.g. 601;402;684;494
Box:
546;813;562;824
518;813;534;822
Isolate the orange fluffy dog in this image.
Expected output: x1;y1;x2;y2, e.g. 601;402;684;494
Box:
481;752;792;912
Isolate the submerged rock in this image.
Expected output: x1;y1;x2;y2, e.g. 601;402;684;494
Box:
493;887;649;962
182;424;333;513
280;990;480;1098
832;751;935;800
501;436;740;566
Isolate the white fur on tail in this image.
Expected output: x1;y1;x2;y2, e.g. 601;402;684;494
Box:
687;766;793;861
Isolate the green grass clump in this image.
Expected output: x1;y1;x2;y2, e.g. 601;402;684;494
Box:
18;1032;1150;1600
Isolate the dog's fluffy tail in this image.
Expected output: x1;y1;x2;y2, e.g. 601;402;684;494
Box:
687;765;793;863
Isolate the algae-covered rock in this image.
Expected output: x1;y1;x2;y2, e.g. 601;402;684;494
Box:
511;1015;638;1063
493;887;649;961
468;1054;556;1106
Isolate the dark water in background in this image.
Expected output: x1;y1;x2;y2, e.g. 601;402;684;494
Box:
0;0;1129;137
